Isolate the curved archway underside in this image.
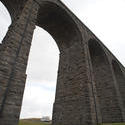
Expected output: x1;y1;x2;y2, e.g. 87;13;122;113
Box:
37;2;82;51
0;0;125;125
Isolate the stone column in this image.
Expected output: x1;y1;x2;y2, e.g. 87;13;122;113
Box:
0;0;39;125
52;42;97;125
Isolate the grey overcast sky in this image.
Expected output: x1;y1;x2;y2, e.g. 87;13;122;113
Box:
0;0;125;119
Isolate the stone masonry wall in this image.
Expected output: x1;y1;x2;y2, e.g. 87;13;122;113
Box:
53;42;96;125
0;0;125;125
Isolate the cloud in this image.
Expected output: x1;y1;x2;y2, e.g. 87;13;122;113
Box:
0;2;11;42
20;27;59;119
26;27;59;82
20;81;56;119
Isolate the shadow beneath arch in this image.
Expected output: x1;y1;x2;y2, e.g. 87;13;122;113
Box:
37;1;82;52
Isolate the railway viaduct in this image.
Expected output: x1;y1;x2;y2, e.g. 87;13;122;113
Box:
0;0;125;125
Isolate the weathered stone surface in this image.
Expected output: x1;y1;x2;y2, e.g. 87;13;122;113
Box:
0;0;125;125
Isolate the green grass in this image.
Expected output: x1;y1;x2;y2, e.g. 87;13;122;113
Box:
100;123;125;125
19;119;125;125
19;119;51;125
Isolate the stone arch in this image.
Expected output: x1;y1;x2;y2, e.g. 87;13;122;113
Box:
0;0;82;50
88;39;123;123
36;1;82;51
112;60;125;106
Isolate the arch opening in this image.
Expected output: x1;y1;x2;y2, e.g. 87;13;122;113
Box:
112;60;125;106
20;26;59;119
0;1;11;43
88;39;123;123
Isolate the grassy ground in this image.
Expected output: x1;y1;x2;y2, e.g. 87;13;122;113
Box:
19;119;125;125
19;119;51;125
99;123;125;125
102;123;125;125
